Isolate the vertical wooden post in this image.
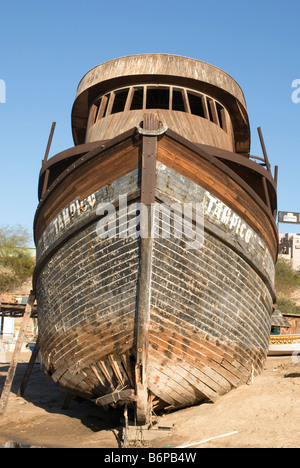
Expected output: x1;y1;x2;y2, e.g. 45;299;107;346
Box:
274;165;278;185
0;291;35;416
41;122;56;197
17;337;40;397
135;221;153;425
257;127;271;173
43;122;56;165
0;312;4;337
134;113;159;425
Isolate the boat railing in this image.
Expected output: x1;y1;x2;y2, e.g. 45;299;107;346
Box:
249;154;268;165
251;127;278;186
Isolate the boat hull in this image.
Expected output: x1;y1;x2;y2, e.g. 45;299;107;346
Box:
34;129;277;418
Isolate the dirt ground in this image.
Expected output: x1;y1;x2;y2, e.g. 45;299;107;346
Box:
0;355;299;449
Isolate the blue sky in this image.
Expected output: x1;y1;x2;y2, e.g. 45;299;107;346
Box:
0;0;299;246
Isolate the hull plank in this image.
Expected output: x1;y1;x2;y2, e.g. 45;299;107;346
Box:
35;152;274;413
151;232;272;346
33;55;278;421
37;220;140;399
157;136;277;262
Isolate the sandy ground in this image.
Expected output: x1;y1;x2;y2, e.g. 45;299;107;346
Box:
0;355;299;449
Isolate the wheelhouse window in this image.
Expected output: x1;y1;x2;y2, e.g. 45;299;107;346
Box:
172;89;186;112
146;87;169;110
111;88;129;115
130;87;144;110
90;84;228;133
216;102;227;131
187;92;205;118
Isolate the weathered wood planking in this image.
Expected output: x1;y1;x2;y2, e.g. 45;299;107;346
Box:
34;135;140;244
87;108;233;151
72;54;250;153
35;132;277;263
156;134;277;262
37;220;140;399
35;157;275;411
34;55;278;420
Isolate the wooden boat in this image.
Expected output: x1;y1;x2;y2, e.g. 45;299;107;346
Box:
268;335;300;356
33;54;278;423
268;310;300;355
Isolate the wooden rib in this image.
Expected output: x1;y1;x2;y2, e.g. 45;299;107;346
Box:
51;328;133;383
98;359;116;391
81;368;106;397
108;354;130;387
121;351;134;387
91;364;107;391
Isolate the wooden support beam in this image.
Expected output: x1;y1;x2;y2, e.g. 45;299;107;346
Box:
0;312;4;337
41;122;56;197
17;337;40;397
0;291;35;416
61;393;74;410
94;389;136;407
43;122;56;165
274;165;278;185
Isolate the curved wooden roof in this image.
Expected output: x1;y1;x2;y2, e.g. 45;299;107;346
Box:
71;54;250;153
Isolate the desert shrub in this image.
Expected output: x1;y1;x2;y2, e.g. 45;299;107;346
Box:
275;256;300;293
0;225;35;293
